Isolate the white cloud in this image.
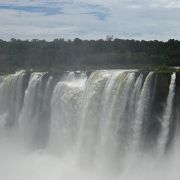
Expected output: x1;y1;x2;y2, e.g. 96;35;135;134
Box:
0;0;180;40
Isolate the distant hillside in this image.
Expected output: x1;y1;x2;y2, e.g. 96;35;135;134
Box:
0;38;180;73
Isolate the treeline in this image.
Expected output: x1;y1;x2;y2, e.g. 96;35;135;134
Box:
0;38;180;72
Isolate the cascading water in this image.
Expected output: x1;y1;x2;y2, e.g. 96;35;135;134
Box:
157;73;176;155
0;69;179;180
94;71;136;169
49;72;87;154
132;72;154;150
0;71;26;128
128;73;143;124
18;72;46;144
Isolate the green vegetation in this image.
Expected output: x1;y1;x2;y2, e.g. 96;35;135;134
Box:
0;38;180;73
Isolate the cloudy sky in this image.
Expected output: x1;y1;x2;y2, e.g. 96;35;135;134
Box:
0;0;180;40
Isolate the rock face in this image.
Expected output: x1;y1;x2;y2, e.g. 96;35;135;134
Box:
175;72;180;87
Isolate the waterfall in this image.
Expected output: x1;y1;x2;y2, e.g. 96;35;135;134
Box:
18;72;48;145
128;74;143;119
132;72;154;150
0;71;26;128
48;72;87;154
157;73;176;154
0;69;179;180
94;71;136;168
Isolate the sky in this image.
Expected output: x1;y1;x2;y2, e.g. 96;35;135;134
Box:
0;0;180;41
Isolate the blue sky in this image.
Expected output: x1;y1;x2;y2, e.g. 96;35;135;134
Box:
0;0;180;40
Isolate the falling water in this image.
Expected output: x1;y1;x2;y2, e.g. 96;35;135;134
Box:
132;72;154;150
94;71;136;169
157;73;176;155
49;72;87;154
0;69;179;180
18;73;45;144
0;71;26;128
128;74;143;119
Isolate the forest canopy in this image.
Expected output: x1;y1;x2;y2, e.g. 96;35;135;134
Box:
0;38;180;73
